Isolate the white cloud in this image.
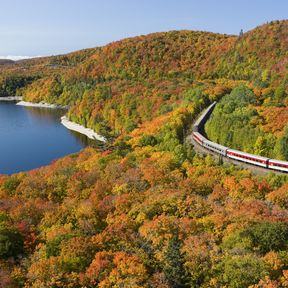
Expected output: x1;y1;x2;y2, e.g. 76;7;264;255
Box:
0;55;42;61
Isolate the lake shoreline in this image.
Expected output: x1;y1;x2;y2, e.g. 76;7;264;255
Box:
16;100;68;109
61;116;106;142
0;101;86;174
15;100;106;142
0;96;23;101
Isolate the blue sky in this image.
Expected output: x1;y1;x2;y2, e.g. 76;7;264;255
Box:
0;0;287;57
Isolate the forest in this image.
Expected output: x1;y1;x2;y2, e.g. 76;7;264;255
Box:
0;20;287;287
205;85;288;160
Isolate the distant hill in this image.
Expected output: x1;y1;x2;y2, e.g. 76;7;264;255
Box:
0;20;287;137
0;59;14;65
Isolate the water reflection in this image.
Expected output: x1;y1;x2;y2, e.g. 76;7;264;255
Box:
68;129;95;146
0;102;92;174
25;106;95;146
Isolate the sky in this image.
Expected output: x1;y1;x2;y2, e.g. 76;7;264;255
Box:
0;0;287;58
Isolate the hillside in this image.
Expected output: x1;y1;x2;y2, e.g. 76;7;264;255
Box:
0;21;286;139
205;84;288;160
0;59;14;65
205;21;288;160
13;30;236;136
215;20;288;80
0;21;288;287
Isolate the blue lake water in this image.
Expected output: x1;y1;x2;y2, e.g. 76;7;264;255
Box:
0;102;90;174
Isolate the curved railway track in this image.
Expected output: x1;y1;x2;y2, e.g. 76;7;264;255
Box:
190;101;288;174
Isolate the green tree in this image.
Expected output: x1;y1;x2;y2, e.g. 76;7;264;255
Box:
222;254;268;288
244;222;288;254
3;176;21;196
274;81;286;101
0;227;24;259
254;134;275;157
280;126;288;160
163;232;188;288
138;135;158;147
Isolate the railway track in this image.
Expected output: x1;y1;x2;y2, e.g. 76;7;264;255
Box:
188;102;288;175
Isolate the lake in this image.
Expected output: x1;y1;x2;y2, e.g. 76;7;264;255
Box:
0;101;91;174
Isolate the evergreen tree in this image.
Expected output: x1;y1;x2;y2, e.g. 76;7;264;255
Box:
0;227;24;259
280;126;288;160
239;29;244;37
274;80;287;102
163;232;188;288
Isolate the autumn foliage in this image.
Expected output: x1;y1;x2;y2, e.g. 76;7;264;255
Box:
0;20;287;287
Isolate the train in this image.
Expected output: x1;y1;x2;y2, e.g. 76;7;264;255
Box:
192;102;288;173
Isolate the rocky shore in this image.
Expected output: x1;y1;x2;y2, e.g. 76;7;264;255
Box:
0;96;23;101
16;100;68;109
61;116;106;142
